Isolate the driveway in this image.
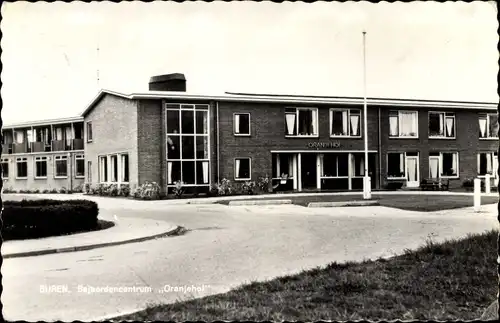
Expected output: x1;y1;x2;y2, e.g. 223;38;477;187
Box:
1;199;498;321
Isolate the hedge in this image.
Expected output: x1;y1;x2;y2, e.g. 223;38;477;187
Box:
2;199;99;240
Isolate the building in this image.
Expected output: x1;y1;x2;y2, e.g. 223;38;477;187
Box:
1;73;498;194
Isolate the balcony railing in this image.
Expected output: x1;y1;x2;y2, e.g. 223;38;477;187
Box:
51;140;66;152
31;142;45;153
12;143;28;154
2;144;12;154
72;138;84;150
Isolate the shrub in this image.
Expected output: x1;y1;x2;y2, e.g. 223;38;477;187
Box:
173;181;185;199
2;199;99;240
241;181;257;195
119;184;131;197
109;184;119;197
59;187;67;194
73;184;84;193
42;189;50;194
257;175;270;193
84;183;92;194
211;178;233;196
2;187;15;194
50;188;58;194
462;178;485;190
133;181;162;200
33;189;40;194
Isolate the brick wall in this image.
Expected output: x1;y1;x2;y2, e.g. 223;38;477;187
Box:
137;99;163;187
84;94;139;188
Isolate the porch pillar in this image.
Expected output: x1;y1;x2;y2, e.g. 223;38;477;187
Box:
292;154;298;190
297;153;302;192
348;153;352;190
316;154;321;189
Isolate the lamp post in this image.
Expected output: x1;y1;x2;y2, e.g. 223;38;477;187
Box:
363;31;371;199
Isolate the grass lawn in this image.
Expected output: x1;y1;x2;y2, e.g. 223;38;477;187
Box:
114;230;498;321
217;194;499;212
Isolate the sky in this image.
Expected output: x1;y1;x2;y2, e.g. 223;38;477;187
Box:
1;1;498;125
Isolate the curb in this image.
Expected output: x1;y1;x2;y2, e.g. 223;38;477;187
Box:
228;199;293;206
307;200;380;208
3;226;186;259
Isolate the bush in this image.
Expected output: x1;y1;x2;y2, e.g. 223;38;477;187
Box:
257;175;270;193
2;187;16;194
211;178;234;196
119;184;131;197
73;184;84;193
84;183;92;194
50;188;58;194
133;181;162;200
241;181;257;195
108;184;119;197
173;181;185;199
42;189;50;194
2;199;99;240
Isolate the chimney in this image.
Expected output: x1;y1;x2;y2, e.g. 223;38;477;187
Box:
148;73;186;92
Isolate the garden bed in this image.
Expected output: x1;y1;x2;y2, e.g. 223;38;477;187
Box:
2;199;102;241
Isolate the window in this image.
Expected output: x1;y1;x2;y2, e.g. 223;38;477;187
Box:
285;107;318;137
86;122;93;142
330;109;361;137
35;156;48;178
234;113;251;136
389;110;418;138
429;152;459;178
87;161;92;182
479;113;498;139
351;154;366;177
429;112;455;138
387;153;405;178
55;155;68;177
273;154;294;179
165;103;210;186
1;158;9;179
99;156;107;183
478;152;498;177
320;154;349;177
121;154;129;182
234;158;251;180
16;157;28;178
75;154;85;178
110;155;118;182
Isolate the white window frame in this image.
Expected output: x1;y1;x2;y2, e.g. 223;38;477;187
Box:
86;122;93;142
319;153;349;179
75;154;85;178
16;157;28;179
120;154;130;183
477;152;498;178
285;107;319;138
428;111;456;139
389;110;419;139
2;158;9;179
34;156;48;179
233;113;251;136
479;113;499;139
109;155;118;183
54;155;68;178
386;152;406;180
429;152;459;179
272;154;295;180
329;108;362;138
234;157;251;181
99;155;107;183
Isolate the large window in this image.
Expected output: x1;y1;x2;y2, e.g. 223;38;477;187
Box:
320;153;349;178
110;155;118;182
387;153;405;179
429;112;455;138
234;158;251;180
121;154;129;182
429;152;459;178
87;161;92;182
351;154;366;177
285;107;318;137
2;158;9;179
166;104;210;185
479;113;498;139
234;113;251;136
55;155;68;177
389;110;418;138
478;152;498;177
35;156;48;178
86;122;93;142
75;154;85;178
330;109;361;137
273;154;294;179
99;156;108;183
16;157;28;179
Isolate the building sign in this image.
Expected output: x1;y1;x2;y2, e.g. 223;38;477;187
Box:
306;141;341;149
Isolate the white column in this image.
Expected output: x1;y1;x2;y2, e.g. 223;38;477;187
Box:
316;154;321;189
485;173;491;194
297;153;302;191
348;153;352;190
474;178;481;212
292;154;298;190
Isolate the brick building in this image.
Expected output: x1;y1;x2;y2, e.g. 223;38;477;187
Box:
2;73;498;193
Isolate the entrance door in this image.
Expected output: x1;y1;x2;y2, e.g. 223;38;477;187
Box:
406;155;419;187
301;153;317;189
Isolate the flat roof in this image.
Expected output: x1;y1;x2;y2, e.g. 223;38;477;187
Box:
2;116;84;129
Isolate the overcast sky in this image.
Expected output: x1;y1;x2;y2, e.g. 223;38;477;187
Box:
1;1;498;125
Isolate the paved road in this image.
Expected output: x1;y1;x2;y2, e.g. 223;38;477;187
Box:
2;202;498;321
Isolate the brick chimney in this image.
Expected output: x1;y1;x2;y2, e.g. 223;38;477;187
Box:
148;73;186;92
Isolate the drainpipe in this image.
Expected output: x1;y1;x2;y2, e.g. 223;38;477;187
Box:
378;106;382;189
216;101;220;184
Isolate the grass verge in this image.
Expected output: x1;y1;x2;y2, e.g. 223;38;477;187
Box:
114;229;498;321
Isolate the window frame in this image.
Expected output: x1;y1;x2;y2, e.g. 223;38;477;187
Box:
16;157;28;179
284;107;319;138
429;152;460;179
233;113;251;136
54;155;68;178
388;110;419;139
34;156;48;179
75;154;85;178
479;113;499;140
86;122;93;143
234;157;252;181
386;152;407;180
99;155;108;183
329;108;362;138
120;154;130;183
428;111;456;139
319;153;349;179
1;158;9;179
477;152;498;178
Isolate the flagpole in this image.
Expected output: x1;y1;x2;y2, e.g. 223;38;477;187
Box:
363;31;371;199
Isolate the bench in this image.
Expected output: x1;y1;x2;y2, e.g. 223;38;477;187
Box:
420;178;450;191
